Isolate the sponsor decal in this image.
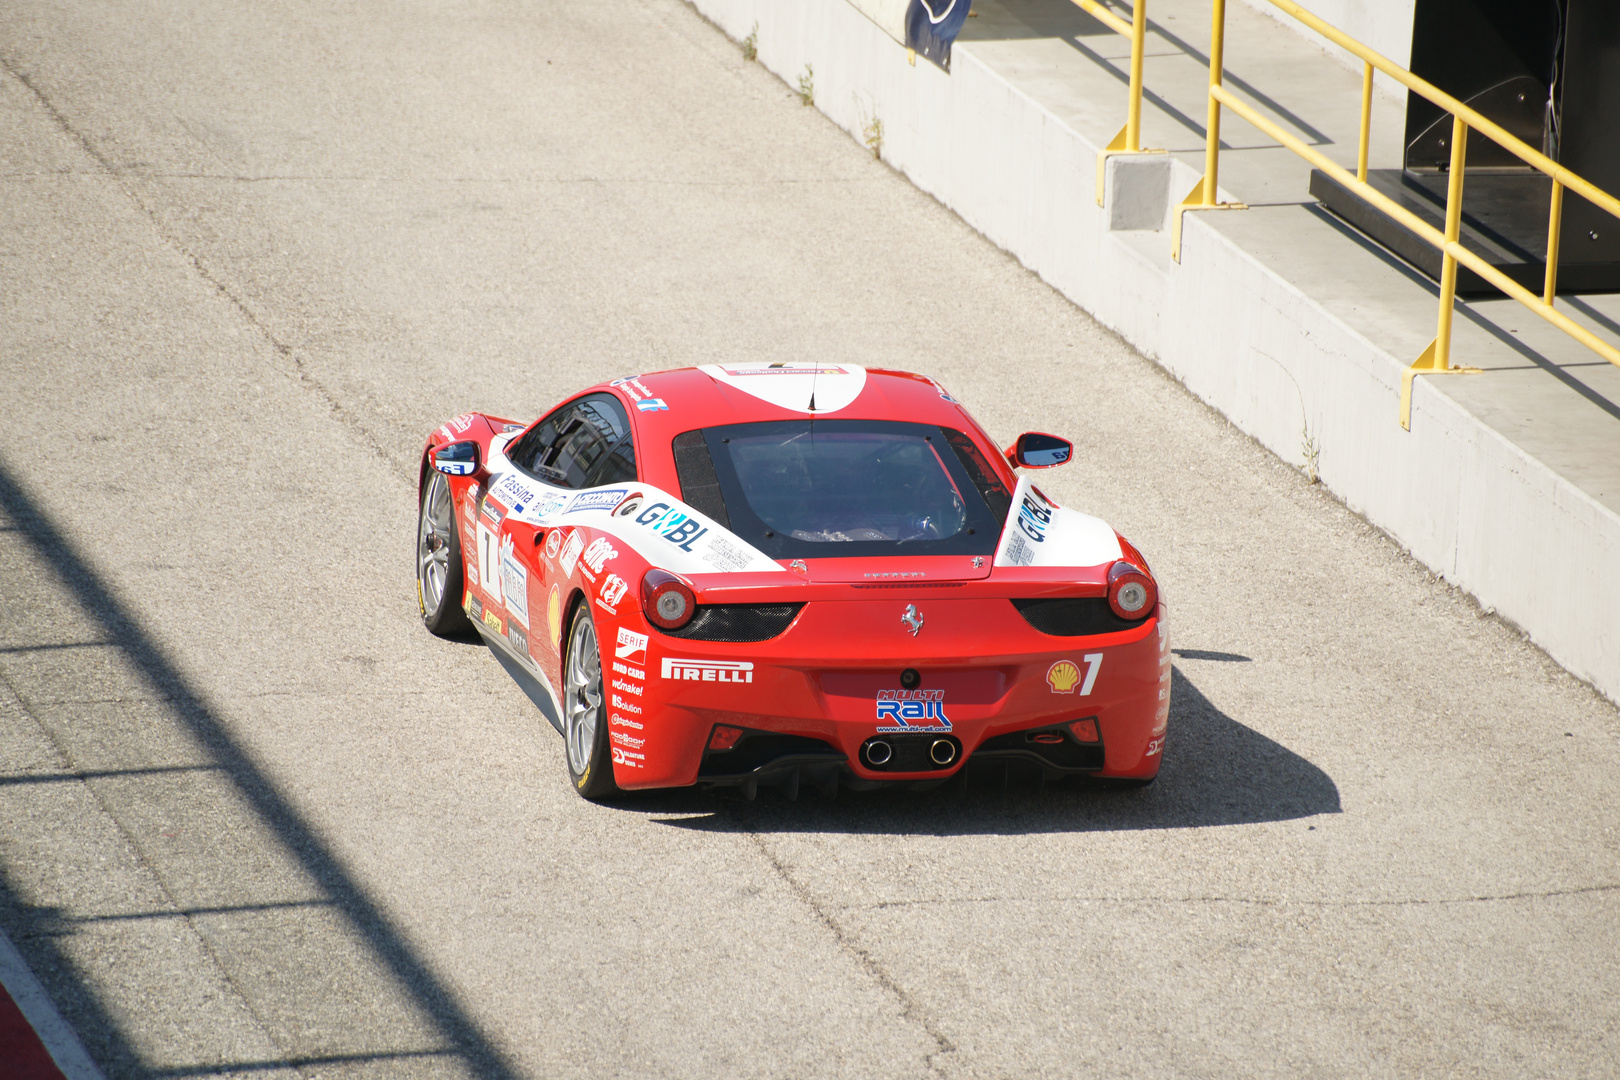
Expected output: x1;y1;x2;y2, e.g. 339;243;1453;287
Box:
609;713;644;730
616;627;649;664
557;529;584;576
611;747;644;767
875;689;951;732
611;376;655;401
634;503;709;553
567;489;629;516
466;555;479;587
582;537;618;573
500;534;529;627
545;529;562;561
503;423;525;432
480;497;507;526
1003;532;1035;567
721;365;844;377
547;585;562;648
507;621;529;655
1080;653;1105;695
449;413;476;434
1015;492;1050;545
530;490;570;521
1145;736;1164;757
493;474;535;515
611;679;642;696
1047;661;1080;694
611;731;645;749
482;608;503;633
611;694;643;714
464;590;482;620
598;574;630;611
635;398;669;412
612;660;646;680
661;658;754;684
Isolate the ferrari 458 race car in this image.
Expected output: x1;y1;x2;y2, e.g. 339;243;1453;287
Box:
416;364;1169;800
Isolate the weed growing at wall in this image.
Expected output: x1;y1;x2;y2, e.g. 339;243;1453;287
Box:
742;23;757;62
798;64;814;106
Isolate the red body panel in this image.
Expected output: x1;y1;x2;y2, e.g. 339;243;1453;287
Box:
419;367;1171;790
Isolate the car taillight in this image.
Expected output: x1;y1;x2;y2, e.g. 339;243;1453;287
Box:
1106;559;1157;620
1069;717;1100;743
641;568;697;630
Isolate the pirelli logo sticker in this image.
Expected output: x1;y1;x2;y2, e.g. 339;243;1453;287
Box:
660;658;754;684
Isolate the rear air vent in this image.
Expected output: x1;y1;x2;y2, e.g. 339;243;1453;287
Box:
660;603;804;642
1011;597;1148;636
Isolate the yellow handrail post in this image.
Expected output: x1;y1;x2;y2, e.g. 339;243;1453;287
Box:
1545;181;1564;305
1401;115;1482;429
1171;0;1245;260
1357;61;1373;183
1089;0;1166;207
1203;0;1225;206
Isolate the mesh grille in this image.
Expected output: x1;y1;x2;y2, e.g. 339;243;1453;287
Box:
1011;597;1147;636
663;603;804;642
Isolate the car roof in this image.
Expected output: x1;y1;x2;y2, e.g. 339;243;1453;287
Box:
590;364;1005;493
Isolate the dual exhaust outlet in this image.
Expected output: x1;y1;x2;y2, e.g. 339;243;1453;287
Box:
862;735;958;771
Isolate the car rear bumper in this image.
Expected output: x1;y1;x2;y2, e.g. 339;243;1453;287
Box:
609;599;1170;790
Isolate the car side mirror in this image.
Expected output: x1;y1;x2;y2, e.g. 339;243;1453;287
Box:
433;440;480;476
1010;431;1073;468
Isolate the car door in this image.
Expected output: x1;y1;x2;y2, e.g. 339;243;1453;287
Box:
501;393;637;673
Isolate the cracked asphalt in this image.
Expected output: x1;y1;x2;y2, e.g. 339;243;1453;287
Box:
1;0;1617;1077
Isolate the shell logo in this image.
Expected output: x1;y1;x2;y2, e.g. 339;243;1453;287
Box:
1046;660;1081;694
547;585;562;649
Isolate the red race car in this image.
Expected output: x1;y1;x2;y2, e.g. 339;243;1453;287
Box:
416;364;1170;800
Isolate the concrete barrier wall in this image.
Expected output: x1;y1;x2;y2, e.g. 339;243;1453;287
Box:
689;0;1619;704
1236;0;1415;72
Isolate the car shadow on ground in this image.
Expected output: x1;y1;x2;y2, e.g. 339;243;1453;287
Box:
617;667;1340;835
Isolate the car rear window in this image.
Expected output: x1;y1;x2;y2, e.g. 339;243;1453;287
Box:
682;420;1004;559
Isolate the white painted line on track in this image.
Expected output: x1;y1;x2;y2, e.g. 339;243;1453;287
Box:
0;927;107;1080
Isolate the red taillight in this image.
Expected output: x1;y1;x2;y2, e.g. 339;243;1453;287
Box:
708;725;745;751
1069;718;1100;743
1106;559;1157;620
641;568;697;630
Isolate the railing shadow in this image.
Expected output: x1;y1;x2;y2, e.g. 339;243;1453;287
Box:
0;461;522;1080
630;666;1340;836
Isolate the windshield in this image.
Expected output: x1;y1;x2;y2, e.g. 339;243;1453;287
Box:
692;420;1004;558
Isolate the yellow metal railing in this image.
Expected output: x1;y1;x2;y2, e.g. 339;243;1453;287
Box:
1073;0;1164;205
1163;0;1620;428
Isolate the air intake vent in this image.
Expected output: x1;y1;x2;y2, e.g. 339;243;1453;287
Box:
1011;597;1148;636
661;603;804;642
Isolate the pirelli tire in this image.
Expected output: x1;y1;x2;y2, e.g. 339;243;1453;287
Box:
417;470;474;639
563;602;621;800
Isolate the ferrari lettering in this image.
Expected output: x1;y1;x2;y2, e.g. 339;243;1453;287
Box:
635;503;709;552
875;689;951;731
660;658;753;683
615;628;648;663
582;537;618;573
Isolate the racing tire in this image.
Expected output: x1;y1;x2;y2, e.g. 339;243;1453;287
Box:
563;602;620;800
417;470;474;639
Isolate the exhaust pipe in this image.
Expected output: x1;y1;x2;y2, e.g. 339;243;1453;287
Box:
865;739;893;766
930;739;957;766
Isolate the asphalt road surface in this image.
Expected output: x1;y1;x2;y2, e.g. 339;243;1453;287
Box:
2;1;1617;1077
